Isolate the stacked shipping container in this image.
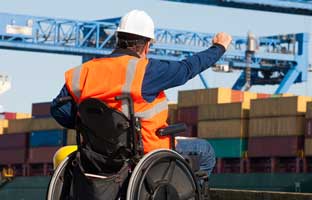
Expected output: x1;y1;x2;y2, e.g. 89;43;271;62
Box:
172;89;312;173
247;96;312;173
198;102;249;158
177;88;232;137
0;113;32;176
0;103;77;176
248;96;311;157
1;89;312;177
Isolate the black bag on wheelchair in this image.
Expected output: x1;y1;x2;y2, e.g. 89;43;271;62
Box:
62;150;129;200
60;98;133;200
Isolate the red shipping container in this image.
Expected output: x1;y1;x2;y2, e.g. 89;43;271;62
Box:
257;93;271;99
231;90;244;102
0;149;27;164
177;107;198;125
28;146;59;163
248;136;304;157
0;133;28;149
0;112;16;119
32;102;51;117
306;119;312;138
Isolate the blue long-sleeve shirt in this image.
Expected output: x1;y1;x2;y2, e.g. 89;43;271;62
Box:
51;44;225;128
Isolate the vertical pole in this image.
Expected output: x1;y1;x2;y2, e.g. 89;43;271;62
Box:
245;53;251;91
240;158;245;173
245;32;257;91
245;158;250;173
270;157;277;173
43;163;48;176
216;158;223;174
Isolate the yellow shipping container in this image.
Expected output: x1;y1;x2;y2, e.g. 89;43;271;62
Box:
0;120;8;134
15;113;32;119
178;88;231;108
307;102;312;119
198;119;248;138
305;138;312;156
243;91;257;102
250;96;312;117
198;102;249;121
249;116;305;137
7;118;63;133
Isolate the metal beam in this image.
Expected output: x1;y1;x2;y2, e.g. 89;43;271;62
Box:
164;0;312;16
198;73;209;88
275;67;300;94
232;71;246;90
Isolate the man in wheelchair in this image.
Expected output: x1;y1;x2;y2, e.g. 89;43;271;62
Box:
49;10;232;200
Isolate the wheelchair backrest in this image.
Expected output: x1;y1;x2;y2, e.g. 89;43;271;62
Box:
77;98;131;158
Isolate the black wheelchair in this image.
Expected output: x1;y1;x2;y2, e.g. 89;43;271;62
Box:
46;95;210;200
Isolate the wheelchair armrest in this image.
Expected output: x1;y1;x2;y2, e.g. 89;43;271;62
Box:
156;123;187;137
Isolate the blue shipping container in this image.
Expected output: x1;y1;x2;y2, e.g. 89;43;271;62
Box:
30;130;66;147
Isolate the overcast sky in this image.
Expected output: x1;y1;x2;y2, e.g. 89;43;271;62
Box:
0;0;311;112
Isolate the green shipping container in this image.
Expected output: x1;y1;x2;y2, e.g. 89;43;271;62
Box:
210;173;312;193
207;138;247;158
0;176;50;200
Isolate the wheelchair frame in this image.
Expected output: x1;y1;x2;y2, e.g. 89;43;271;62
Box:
46;94;211;200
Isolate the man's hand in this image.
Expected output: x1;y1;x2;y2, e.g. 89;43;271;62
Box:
212;32;232;50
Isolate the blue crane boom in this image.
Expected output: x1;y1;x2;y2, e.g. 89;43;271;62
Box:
164;0;312;16
0;13;309;94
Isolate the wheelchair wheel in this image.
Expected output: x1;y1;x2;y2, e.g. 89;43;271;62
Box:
127;149;201;200
46;152;76;200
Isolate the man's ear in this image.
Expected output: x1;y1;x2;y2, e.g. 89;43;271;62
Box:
144;41;150;55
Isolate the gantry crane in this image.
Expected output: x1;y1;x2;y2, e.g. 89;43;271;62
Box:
165;0;312;16
0;13;309;94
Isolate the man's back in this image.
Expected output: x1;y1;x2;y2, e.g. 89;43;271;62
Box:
65;55;145;105
64;54;170;153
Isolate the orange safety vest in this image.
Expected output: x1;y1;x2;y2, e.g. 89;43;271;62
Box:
65;55;169;153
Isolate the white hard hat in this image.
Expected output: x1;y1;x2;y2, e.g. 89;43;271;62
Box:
117;10;155;40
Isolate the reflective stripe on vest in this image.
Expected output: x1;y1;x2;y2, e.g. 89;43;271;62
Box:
121;58;139;118
70;58;167;120
72;65;83;99
135;100;168;119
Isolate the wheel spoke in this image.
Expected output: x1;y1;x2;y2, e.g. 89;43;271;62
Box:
144;174;156;195
162;160;176;182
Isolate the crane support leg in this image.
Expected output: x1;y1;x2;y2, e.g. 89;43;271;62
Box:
275;68;300;94
198;73;209;89
232;71;246;90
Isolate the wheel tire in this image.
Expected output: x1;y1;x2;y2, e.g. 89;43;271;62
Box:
46;152;76;200
126;149;201;200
